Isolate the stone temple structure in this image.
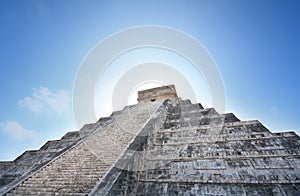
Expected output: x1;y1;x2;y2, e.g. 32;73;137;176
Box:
0;85;300;195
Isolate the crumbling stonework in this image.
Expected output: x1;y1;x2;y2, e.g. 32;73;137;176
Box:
106;98;300;195
1;86;299;195
137;85;177;103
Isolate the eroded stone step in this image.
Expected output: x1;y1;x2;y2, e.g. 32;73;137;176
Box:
9;188;89;195
153;133;285;145
160;120;263;132
25;174;102;182
15;183;96;191
38;167;109;173
180;103;205;113
147;147;300;161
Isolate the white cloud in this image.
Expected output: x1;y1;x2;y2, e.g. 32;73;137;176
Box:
18;96;46;113
18;87;70;114
0;120;37;141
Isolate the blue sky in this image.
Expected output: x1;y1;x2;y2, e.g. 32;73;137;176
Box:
0;0;299;160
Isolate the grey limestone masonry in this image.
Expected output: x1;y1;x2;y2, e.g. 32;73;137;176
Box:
0;85;299;195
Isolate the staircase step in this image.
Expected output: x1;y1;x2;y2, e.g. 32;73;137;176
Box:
5;102;161;195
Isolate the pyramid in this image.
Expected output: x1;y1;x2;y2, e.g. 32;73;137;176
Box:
1;85;299;195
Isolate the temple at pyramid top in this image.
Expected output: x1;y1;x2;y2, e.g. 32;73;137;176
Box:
1;84;300;195
137;84;177;103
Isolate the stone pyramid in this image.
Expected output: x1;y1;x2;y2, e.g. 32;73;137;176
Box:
1;85;299;195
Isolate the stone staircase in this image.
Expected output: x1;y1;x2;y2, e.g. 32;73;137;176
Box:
107;98;300;195
0;116;113;194
6;142;110;195
3;102;162;195
2;96;300;195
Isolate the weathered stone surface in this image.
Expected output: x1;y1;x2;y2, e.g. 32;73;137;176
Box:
1;86;300;195
0;116;115;194
2;102;162;195
138;85;177;103
106;98;300;196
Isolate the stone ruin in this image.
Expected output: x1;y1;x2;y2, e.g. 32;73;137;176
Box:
137;85;177;103
0;85;299;195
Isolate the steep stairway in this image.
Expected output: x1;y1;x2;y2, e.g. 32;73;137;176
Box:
2;96;300;195
4;102;162;195
0;117;112;193
6;142;110;195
